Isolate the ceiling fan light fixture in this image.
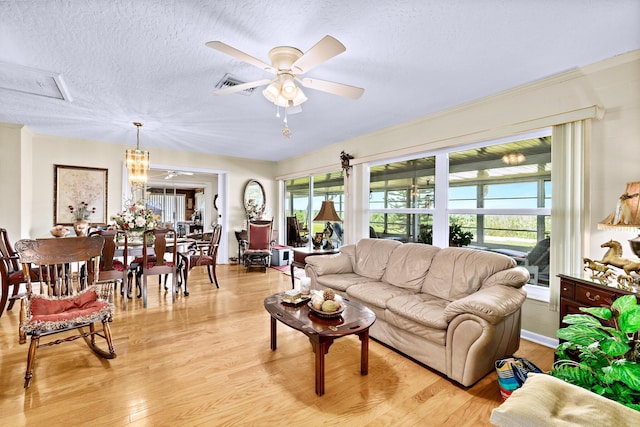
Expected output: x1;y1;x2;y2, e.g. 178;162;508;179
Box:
280;75;297;100
263;83;307;107
262;81;281;103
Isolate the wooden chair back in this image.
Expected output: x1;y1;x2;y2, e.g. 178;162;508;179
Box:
140;228;178;307
16;236;105;296
89;229;128;278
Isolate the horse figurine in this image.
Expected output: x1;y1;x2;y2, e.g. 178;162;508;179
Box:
583;257;616;283
599;240;640;276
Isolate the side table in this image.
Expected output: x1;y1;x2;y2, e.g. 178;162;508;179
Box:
290;247;339;289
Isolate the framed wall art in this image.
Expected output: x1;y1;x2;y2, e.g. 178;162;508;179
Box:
54;165;108;225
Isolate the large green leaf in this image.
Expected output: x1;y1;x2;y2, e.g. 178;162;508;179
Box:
612;294;637;314
580;306;612;321
600;337;631;357
557;324;610;346
562;313;605;327
619;306;640;334
606;361;640;391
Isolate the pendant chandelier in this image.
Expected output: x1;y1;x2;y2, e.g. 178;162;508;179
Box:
125;122;149;185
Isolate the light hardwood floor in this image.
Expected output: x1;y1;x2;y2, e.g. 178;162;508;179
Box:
0;264;554;426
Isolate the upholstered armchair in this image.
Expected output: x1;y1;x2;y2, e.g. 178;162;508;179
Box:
242;220;273;272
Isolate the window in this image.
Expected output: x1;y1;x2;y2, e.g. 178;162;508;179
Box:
284;170;344;247
369;156;435;240
147;191;186;226
369;132;551;287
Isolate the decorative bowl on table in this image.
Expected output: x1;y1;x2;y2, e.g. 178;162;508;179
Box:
307;301;345;318
50;225;70;238
307;289;345;318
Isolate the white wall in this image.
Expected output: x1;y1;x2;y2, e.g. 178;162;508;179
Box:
275;50;640;340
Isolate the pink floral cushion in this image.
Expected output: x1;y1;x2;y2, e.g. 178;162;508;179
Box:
22;287;112;333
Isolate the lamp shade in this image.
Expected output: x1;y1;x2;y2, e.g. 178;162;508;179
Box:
125;148;149;183
598;181;640;230
313;201;342;222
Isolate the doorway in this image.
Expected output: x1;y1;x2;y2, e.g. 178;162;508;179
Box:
143;165;228;263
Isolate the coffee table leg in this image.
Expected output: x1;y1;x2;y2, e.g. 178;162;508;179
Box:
311;337;335;396
359;329;369;375
270;317;277;351
315;343;325;396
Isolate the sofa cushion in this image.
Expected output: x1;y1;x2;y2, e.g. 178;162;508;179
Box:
421;248;516;301
381;243;440;291
354;238;402;280
384;310;447;345
386;293;449;329
346;281;414;310
316;273;372;292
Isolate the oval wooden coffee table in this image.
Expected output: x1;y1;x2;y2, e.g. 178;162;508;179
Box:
264;292;376;396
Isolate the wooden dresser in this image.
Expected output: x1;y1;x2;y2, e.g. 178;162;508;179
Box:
558;274;639;328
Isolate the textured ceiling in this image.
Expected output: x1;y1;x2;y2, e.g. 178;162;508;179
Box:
1;1;638;162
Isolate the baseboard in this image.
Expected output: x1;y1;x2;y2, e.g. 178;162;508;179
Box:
521;329;558;349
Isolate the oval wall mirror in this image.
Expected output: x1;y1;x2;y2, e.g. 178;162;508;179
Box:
243;179;265;219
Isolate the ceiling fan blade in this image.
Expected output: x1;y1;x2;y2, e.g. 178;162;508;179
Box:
298;77;364;99
213;79;272;96
206;41;275;73
291;35;346;74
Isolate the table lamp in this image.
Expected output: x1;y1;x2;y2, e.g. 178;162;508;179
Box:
598;181;640;257
312;201;342;250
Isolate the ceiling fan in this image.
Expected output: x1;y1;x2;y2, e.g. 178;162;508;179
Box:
205;35;364;107
164;170;193;180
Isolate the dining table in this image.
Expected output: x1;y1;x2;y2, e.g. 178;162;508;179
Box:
116;237;197;306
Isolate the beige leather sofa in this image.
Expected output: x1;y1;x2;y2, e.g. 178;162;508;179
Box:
304;238;529;387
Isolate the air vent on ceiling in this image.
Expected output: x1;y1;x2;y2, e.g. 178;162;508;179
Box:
215;73;255;96
0;61;72;101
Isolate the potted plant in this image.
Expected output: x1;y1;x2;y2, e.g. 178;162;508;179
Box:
448;221;474;247
417;219;474;247
551;294;640;411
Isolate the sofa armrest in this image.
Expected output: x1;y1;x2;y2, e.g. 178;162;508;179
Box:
444;285;526;324
304;250;354;277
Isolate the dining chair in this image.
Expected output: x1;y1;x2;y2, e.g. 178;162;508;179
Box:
89;229;130;308
0;228;38;314
242;220;273;272
180;224;222;290
13;235;116;388
0;256;15;318
138;228;178;308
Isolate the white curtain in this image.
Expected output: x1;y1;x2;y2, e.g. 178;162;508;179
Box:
549;120;591;311
147;193;186;226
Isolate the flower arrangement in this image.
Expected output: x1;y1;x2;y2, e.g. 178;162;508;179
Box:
110;203;159;231
246;198;261;220
68;202;96;221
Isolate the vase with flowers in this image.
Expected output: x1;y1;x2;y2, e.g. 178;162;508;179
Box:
69;202;96;236
110;202;160;245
